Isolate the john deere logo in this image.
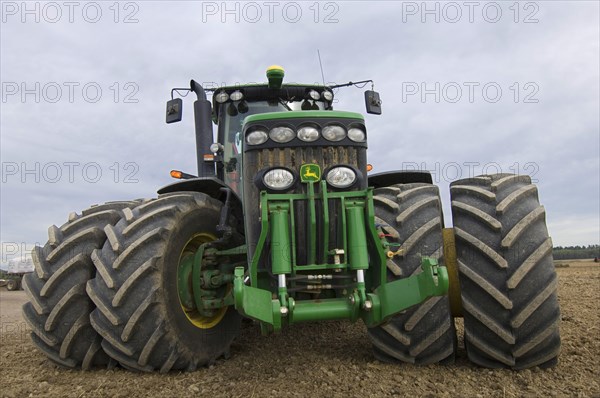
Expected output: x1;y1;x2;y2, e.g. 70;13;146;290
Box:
300;164;321;183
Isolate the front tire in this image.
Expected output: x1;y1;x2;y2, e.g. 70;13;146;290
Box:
87;192;242;372
367;183;456;365
450;174;560;369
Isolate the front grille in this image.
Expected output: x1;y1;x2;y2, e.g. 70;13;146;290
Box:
243;146;367;270
291;192;343;265
245;146;366;193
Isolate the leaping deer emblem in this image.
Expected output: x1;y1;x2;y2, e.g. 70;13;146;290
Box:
304;166;318;179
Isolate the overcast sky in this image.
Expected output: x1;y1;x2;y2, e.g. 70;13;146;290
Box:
1;0;598;263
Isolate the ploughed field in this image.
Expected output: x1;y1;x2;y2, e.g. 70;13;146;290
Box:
1;261;598;397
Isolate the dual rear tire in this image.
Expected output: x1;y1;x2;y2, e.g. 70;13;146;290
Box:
23;193;241;371
369;175;560;370
22;202;138;369
87;192;241;372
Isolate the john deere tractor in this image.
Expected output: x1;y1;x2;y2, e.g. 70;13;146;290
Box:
23;66;560;372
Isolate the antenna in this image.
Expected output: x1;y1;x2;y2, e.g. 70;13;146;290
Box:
317;49;326;86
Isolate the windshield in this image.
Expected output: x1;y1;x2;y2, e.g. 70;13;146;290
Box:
219;100;327;194
221;100;326;143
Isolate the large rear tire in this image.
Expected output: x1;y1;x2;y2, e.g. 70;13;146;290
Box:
87;192;242;372
22;202;138;369
450;174;560;369
367;183;456;365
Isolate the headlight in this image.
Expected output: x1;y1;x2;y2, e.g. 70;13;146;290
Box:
308;90;320;100
348;127;366;143
230;90;244;101
297;126;319;142
269;126;295;143
326;167;356;188
322;125;346;142
246;130;268;145
215;91;229;103
322;90;333;101
264;168;295;190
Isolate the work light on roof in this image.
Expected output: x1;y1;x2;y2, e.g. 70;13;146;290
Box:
230;90;244;101
215;91;229;103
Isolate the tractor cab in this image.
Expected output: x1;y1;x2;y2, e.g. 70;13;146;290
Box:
165;65;381;192
211;69;332;194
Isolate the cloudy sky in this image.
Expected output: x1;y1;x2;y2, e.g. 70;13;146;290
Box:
1;0;598;263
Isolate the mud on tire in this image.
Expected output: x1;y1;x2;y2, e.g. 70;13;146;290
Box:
87;192;242;373
22;201;138;369
367;183;456;365
450;174;560;369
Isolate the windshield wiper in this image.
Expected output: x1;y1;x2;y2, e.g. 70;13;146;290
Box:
278;99;292;111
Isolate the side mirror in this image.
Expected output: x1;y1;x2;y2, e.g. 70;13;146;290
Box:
364;90;382;115
166;98;183;123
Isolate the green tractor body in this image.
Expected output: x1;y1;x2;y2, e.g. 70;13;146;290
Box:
164;67;449;333
23;66;561;372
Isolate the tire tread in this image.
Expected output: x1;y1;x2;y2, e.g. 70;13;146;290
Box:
367;183;456;365
22;201;138;369
451;173;560;369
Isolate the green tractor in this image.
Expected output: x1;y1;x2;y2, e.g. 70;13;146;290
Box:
23;66;560;372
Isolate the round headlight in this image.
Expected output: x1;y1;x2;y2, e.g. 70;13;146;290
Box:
326;167;357;188
322;90;333;101
246;130;268;145
348;128;366;143
264;168;295;190
297;126;319;142
269;127;295;143
322;125;346;142
230;90;244;101
308;90;320;100
215;91;229;103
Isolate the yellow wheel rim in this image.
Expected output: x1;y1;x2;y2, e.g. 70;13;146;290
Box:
178;233;228;329
443;228;463;317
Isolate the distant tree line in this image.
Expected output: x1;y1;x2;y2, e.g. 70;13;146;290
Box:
553;245;600;260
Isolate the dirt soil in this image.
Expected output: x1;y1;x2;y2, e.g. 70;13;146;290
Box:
1;262;598;398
